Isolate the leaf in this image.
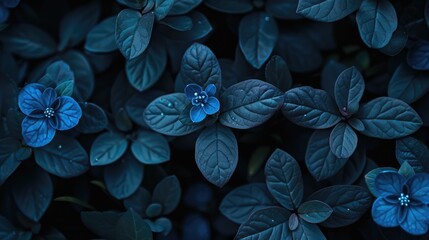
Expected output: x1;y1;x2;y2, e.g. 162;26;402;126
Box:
81;211;123;239
364;167;397;197
126;90;164;127
115;209;153;240
126;42;167;91
85;16;118;53
76;102;108;134
266;0;302;20
0;152;21;185
265;149;303;210
292;220;326;240
355;97;422;139
12;166;53;222
328;144;367;185
55;81;74;97
131;130;170;165
297;0;361;22
398;161;415;179
34;134;89;178
152;175;181;215
54;196;95;210
379;25;408;56
248;146;271;177
239;12;278;69
90;132;128;166
220;80;284;129
0;215;19;239
0;24;56;59
115;9;154;60
0;74;17;117
104;154;144;199
179;43;221;90
298;200;333;224
144;93;203;136
58;0;101;50
235;207;291;240
308;185;372;228
396;137;429;173
407;41;429;70
195;124;238;187
329;122;358;159
159;11;212;41
169;0;202;15
282;86;341;129
220;183;277;224
356;0;398;48
388;63;429;104
305;129;349;181
124;187;152;218
334;66;365;116
39;60;74;89
154;0;174;20
265;55;293;92
204;0;253;14
116;0;148;9
159;16;193;31
321;60;348;97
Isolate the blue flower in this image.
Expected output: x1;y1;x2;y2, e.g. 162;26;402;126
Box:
184;83;220;123
18;83;82;148
0;0;20;23
372;172;429;235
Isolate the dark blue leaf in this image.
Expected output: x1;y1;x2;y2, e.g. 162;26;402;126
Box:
398;161;415;179
298;200;333;224
407;41;429;71
0;74;18;117
152;175;181;215
364;167;397;197
297;0;361;22
124;187;151;217
75;102;108;134
34;134;89;178
160;11;212;41
160;16;193;31
204;0;253;14
111;72;137;115
81;211;123;239
239;12;278;69
114;108;133;132
0;47;18;82
334;66;365;116
145;203;162;218
329;122;358;159
388;63;429;104
396;137;429;173
328;143;367;185
265;55;293;92
265;149;303;210
61;51;94;101
12;166;53;222
85;16;117;53
220;80;284;129
154;0;174;20
0;138;23;184
179;43;221;90
144;93;203;136
355;97;422;139
235;207;291;240
379;25;408;56
356;0;398;48
305;129;349;181
126;42;167;91
195;124;238;187
220;183;277;224
104;153;144;199
115;209;153;240
126;90;164;127
131;130;170;165
116;0;148;9
308;185;372;228
58;0;100;50
182;214;210;240
266;0;302;20
321;60;348;97
282;86;341;129
0;24;56;59
169;0;202;15
0;215;19;239
115;9;154;60
90;132;128;166
292;220;326;239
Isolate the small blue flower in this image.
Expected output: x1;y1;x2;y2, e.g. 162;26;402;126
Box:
18;83;82;148
372;172;429;235
184;83;220;123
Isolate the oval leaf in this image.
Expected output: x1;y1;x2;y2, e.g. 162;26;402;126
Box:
115;209;153;240
388;63;429;104
298;200;333;224
334;66;365;116
152;175;181;215
131;130;170;165
329;122;358;159
297;0;361;22
76;102;108;134
90;132;128;166
85;16;117;53
407;41;429;71
396;137;429;173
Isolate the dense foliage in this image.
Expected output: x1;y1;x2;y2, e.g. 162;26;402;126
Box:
1;0;429;239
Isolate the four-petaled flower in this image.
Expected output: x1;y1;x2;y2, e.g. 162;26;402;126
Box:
184;83;220;123
372;171;429;235
18;83;82;148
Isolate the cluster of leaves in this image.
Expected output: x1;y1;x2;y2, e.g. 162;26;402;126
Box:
0;0;429;239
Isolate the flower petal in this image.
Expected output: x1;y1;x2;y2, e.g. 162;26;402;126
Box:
375;172;406;197
202;97;220;115
400;204;429;235
204;84;216;96
407;173;429;204
55;96;82;130
190;106;206;123
41;88;57;108
18;83;46;115
185;84;202;100
371;197;400;228
22;117;55;148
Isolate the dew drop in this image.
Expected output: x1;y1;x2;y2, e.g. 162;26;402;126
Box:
304;114;307;117
347;208;350;211
58;145;62;149
342;107;347;112
160;113;164;116
95;158;99;161
167;103;172;107
265;16;270;21
83;102;88;107
197;21;202;24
